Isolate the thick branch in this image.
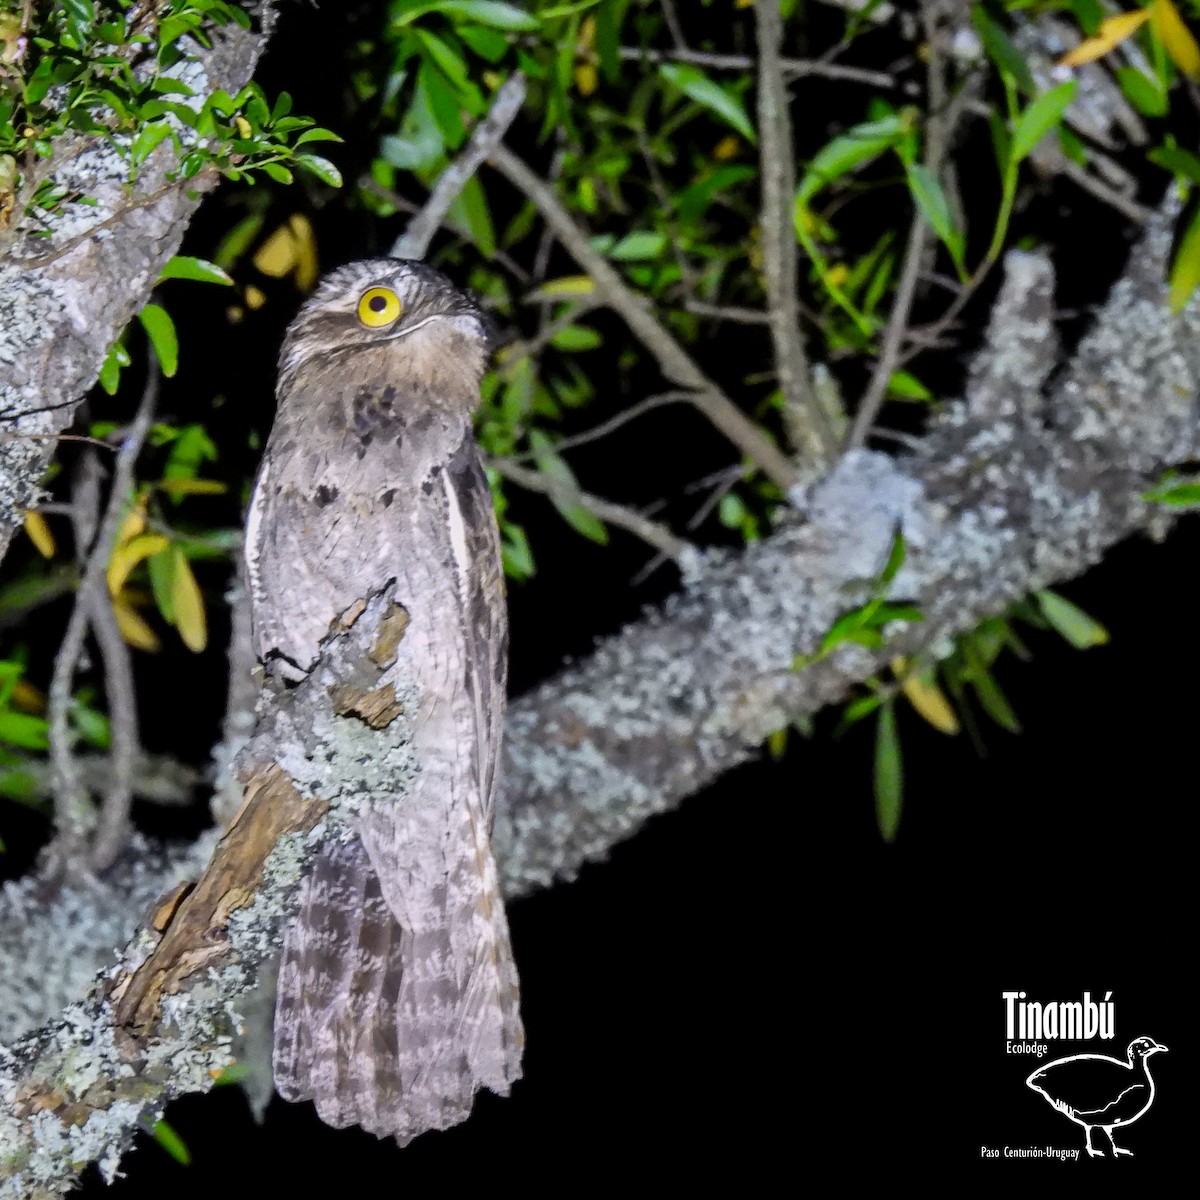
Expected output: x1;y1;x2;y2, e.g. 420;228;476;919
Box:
0;11;270;565
0;208;1197;1187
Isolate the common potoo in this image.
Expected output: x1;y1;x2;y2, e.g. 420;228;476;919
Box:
245;259;522;1143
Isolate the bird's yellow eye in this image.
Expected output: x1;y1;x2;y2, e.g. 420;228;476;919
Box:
357;286;403;328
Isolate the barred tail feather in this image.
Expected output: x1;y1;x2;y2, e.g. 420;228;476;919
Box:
274;831;523;1145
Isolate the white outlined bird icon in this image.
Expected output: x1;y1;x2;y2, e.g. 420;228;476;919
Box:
1026;1037;1168;1157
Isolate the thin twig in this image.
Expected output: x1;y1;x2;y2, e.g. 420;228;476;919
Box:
489;144;800;490
660;0;687;49
86;581;139;869
491;391;694;466
846;7;964;450
685;300;771;324
498;298;601;366
63;449;139;859
616;45;895;88
47;369;158;871
755;0;838;464
391;72;528;260
489;458;691;562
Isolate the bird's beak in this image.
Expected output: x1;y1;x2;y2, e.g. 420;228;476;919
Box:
1153;1042;1169;1053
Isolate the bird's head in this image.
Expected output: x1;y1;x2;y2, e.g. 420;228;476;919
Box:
1127;1036;1168;1061
278;258;491;398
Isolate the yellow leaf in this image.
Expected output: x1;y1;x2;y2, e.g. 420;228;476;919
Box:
713;135;741;161
153;478;227;496
892;658;960;735
243;284;267;310
112;595;162;652
528;275;595;299
12;679;46;713
575;63;598;95
253;223;297;278
289;214;319;292
1058;9;1152;67
234;115;252;139
107;533;170;596
170;547;207;653
1153;0;1200;80
114;505;147;548
23;510;55;558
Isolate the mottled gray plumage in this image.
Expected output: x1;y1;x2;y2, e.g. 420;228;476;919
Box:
246;258;522;1142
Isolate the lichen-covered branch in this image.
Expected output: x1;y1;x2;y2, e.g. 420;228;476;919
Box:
2;202;1197;1190
0;9;271;565
0;585;417;1198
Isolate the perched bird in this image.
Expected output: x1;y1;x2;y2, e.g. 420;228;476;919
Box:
1026;1037;1168;1157
245;258;522;1143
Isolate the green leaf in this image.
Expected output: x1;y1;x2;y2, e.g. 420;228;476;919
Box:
550;325;602;351
500;523;535;579
260;161;295;185
660;63;755;143
294;154;343;187
1143;473;1200;505
381;72;446;170
138;304;179;377
886;370;934;402
971;4;1035;94
71;702;111;750
796;115;907;206
1169;198;1200;312
1035;590;1109;649
879;528;906;587
677;164;755;222
1011;82;1078;163
420;58;466;147
1148;143;1200;184
435;0;539;30
294;127;344;146
528;431;608;544
158;256;233;286
874;702;902;843
605;230;665;261
445;173;495;255
415;26;461;78
963;642;1021;733
148;1119;191;1166
97;341;130;396
1114;66;1169;117
905;163;964;271
148;548;176;623
0;711;50;751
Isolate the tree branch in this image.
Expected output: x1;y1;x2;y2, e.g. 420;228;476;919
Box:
488;457;691;562
47;370;157;870
0;11;269;566
4;209;1197;1191
615;45;896;88
754;0;838;464
488;144;800;491
390;72;528;261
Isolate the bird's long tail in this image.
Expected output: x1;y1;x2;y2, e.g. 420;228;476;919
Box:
273;829;523;1144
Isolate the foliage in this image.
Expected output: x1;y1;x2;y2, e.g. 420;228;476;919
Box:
1;0;1193;844
0;0;341;223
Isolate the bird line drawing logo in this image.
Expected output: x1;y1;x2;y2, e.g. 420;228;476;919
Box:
1025;1037;1168;1158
